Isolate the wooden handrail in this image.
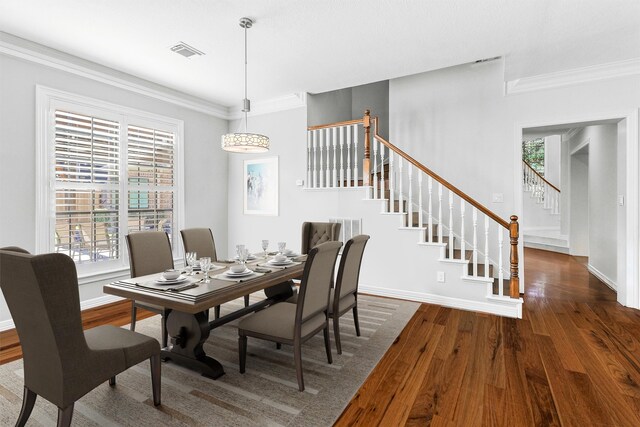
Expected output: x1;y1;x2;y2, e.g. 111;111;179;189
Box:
371;116;509;230
307;118;364;131
522;161;560;193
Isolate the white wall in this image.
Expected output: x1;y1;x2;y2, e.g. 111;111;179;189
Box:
307;88;352;126
544;135;561;187
617;120;628;299
569;151;590;256
560;136;571;235
0;54;229;323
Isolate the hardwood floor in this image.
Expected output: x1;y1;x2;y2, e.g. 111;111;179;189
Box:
2;249;639;426
336;248;640;426
0;301;155;364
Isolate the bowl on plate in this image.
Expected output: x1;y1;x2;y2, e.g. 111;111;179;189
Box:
162;269;181;280
230;264;246;273
274;254;287;262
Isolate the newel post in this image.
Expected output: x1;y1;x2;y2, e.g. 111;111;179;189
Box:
509;215;520;299
363;109;371;186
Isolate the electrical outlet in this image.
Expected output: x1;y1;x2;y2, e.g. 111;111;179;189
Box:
295;179;304;186
437;271;445;282
492;193;504;203
618;195;625;206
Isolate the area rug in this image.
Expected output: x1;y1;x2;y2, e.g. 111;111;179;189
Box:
0;295;418;426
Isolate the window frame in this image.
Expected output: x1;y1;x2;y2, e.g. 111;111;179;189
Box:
36;86;185;281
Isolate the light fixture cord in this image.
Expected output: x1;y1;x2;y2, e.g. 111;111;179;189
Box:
244;22;248;132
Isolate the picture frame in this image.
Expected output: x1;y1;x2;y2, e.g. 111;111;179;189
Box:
243;157;279;215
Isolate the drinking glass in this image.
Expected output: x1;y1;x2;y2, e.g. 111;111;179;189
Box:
185;252;196;275
278;242;286;255
261;240;269;258
200;257;212;283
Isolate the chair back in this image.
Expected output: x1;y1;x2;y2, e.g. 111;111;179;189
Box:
180;228;217;261
126;231;174;278
0;248;88;403
334;235;370;304
296;241;342;322
301;222;342;255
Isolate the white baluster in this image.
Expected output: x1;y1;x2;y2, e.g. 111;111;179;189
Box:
354;125;359;187
313;130;318;188
484;216;490;278
498;227;504;296
408;165;413;227
472;208;478;276
460;201;465;261
307;131;311;188
339;127;344;187
399;158;404;214
389;150;395;212
428;177;433;242
418;173;423;232
319;129;324;188
438;183;443;243
346;126;352;187
325;129;331;188
448;192;454;259
379;139;385;199
373;137;378;198
332;128;337;187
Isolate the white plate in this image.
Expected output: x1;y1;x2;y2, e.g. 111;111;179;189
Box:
235;255;257;261
267;259;293;266
154;275;188;285
225;269;254;277
284;252;299;258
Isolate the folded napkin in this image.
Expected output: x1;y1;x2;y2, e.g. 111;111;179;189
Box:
257;260;302;270
212;271;265;282
116;278;202;292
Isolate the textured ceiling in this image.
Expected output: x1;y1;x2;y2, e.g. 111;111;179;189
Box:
1;0;638;107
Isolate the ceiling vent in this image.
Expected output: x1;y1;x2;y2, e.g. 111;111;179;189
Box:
170;42;205;58
474;56;501;64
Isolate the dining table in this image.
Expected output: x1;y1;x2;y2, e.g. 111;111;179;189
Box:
103;255;306;379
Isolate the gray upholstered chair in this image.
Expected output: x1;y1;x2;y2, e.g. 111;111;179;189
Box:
238;241;342;392
330;235;370;354
0;247;161;427
301;221;342;255
180;228;249;318
126;231;173;347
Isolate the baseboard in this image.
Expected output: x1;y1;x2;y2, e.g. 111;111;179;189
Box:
524;241;570;254
0;294;123;332
358;284;522;318
587;264;617;292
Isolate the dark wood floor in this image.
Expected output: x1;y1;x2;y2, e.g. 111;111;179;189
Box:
2;249;639;426
336;248;640;426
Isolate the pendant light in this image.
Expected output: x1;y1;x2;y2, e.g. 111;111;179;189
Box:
221;17;269;153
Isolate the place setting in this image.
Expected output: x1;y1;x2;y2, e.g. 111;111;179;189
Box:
214;245;266;282
258;242;304;270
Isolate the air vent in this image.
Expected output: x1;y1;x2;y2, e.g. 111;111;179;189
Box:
474;56;501;64
170;42;205;58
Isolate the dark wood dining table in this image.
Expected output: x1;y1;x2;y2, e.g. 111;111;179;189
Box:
103;257;305;379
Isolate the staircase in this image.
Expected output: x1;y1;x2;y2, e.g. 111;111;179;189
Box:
305;111;522;318
521;161;568;254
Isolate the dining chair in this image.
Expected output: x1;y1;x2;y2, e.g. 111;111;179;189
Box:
126;231;174;347
301;221;342;255
330;234;370;354
238;241;342;392
180;227;249;318
0;247;161;427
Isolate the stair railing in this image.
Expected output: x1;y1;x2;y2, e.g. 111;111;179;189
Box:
522;161;560;214
363;111;520;299
305;111;521;299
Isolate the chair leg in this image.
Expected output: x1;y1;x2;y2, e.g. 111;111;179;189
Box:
333;315;342;355
161;309;170;348
276;342;281;350
15;386;37;427
56;404;74;427
109;376;116;386
130;302;137;331
244;295;250;307
239;335;247;373
150;354;161;406
352;305;361;337
323;324;333;364
214;305;221;319
293;339;304;392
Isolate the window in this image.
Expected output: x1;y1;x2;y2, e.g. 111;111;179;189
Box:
522;137;545;176
37;87;184;277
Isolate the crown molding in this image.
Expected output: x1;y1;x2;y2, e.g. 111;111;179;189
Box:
0;31;231;119
505;58;640;95
228;92;308;120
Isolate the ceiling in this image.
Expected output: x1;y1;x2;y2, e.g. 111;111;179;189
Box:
1;0;639;107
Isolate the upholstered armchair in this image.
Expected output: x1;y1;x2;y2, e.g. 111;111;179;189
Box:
0;247;161;427
301;221;342;255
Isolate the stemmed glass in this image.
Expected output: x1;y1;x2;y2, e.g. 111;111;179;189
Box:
261;240;269;258
200;257;212;283
278;242;286;255
185;252;197;275
237;247;249;268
